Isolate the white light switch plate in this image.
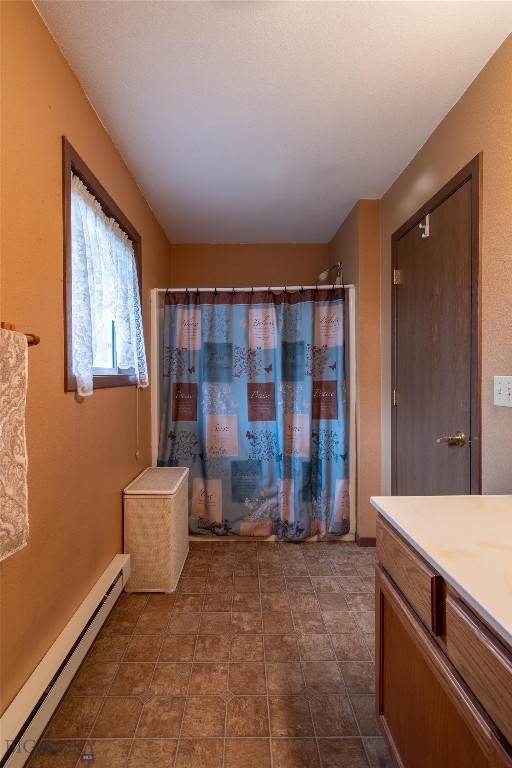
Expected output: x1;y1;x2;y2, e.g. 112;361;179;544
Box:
494;376;512;407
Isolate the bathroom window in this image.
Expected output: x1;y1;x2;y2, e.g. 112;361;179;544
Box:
63;138;148;396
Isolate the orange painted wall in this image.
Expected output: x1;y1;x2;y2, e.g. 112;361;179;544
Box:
0;1;172;712
380;34;512;494
171;244;330;288
330;201;381;539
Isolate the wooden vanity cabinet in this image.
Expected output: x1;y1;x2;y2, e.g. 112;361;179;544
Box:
376;516;512;768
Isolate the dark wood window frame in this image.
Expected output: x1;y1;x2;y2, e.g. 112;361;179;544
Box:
62;136;142;392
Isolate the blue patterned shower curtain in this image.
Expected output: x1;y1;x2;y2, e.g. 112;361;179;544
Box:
157;288;349;540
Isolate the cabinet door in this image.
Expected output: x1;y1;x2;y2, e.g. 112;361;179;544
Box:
376;567;512;768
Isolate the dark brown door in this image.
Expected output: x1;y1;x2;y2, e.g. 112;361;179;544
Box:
392;158;480;495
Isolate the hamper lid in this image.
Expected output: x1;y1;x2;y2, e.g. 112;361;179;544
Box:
123;467;189;496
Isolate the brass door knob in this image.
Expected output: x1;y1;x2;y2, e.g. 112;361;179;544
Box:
436;431;466;447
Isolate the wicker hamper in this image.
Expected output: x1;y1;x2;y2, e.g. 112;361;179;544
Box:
123;467;189;592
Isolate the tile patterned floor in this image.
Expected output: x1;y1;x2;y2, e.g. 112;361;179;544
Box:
26;541;392;767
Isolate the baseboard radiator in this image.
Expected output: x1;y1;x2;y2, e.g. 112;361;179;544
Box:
0;555;131;768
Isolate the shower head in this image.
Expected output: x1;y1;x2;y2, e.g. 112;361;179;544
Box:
318;262;343;285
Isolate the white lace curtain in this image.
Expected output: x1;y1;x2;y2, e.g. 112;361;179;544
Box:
71;174;148;396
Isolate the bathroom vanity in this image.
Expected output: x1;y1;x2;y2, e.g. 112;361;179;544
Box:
371;495;512;768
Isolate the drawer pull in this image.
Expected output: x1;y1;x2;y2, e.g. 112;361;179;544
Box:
430;574;444;636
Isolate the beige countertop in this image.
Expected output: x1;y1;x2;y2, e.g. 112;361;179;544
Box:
370;495;512;648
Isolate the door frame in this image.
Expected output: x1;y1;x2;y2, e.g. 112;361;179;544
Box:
391;154;481;495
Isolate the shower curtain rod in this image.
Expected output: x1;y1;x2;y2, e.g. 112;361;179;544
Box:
155;285;354;293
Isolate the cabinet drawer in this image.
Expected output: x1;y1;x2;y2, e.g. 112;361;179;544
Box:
445;596;512;745
376;516;443;634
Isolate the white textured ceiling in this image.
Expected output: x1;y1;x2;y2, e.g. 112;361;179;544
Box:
35;1;512;243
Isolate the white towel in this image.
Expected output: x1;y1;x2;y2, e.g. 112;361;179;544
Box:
0;328;29;562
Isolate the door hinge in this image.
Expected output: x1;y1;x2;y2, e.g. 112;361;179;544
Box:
393;269;401;285
393;389;399;406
